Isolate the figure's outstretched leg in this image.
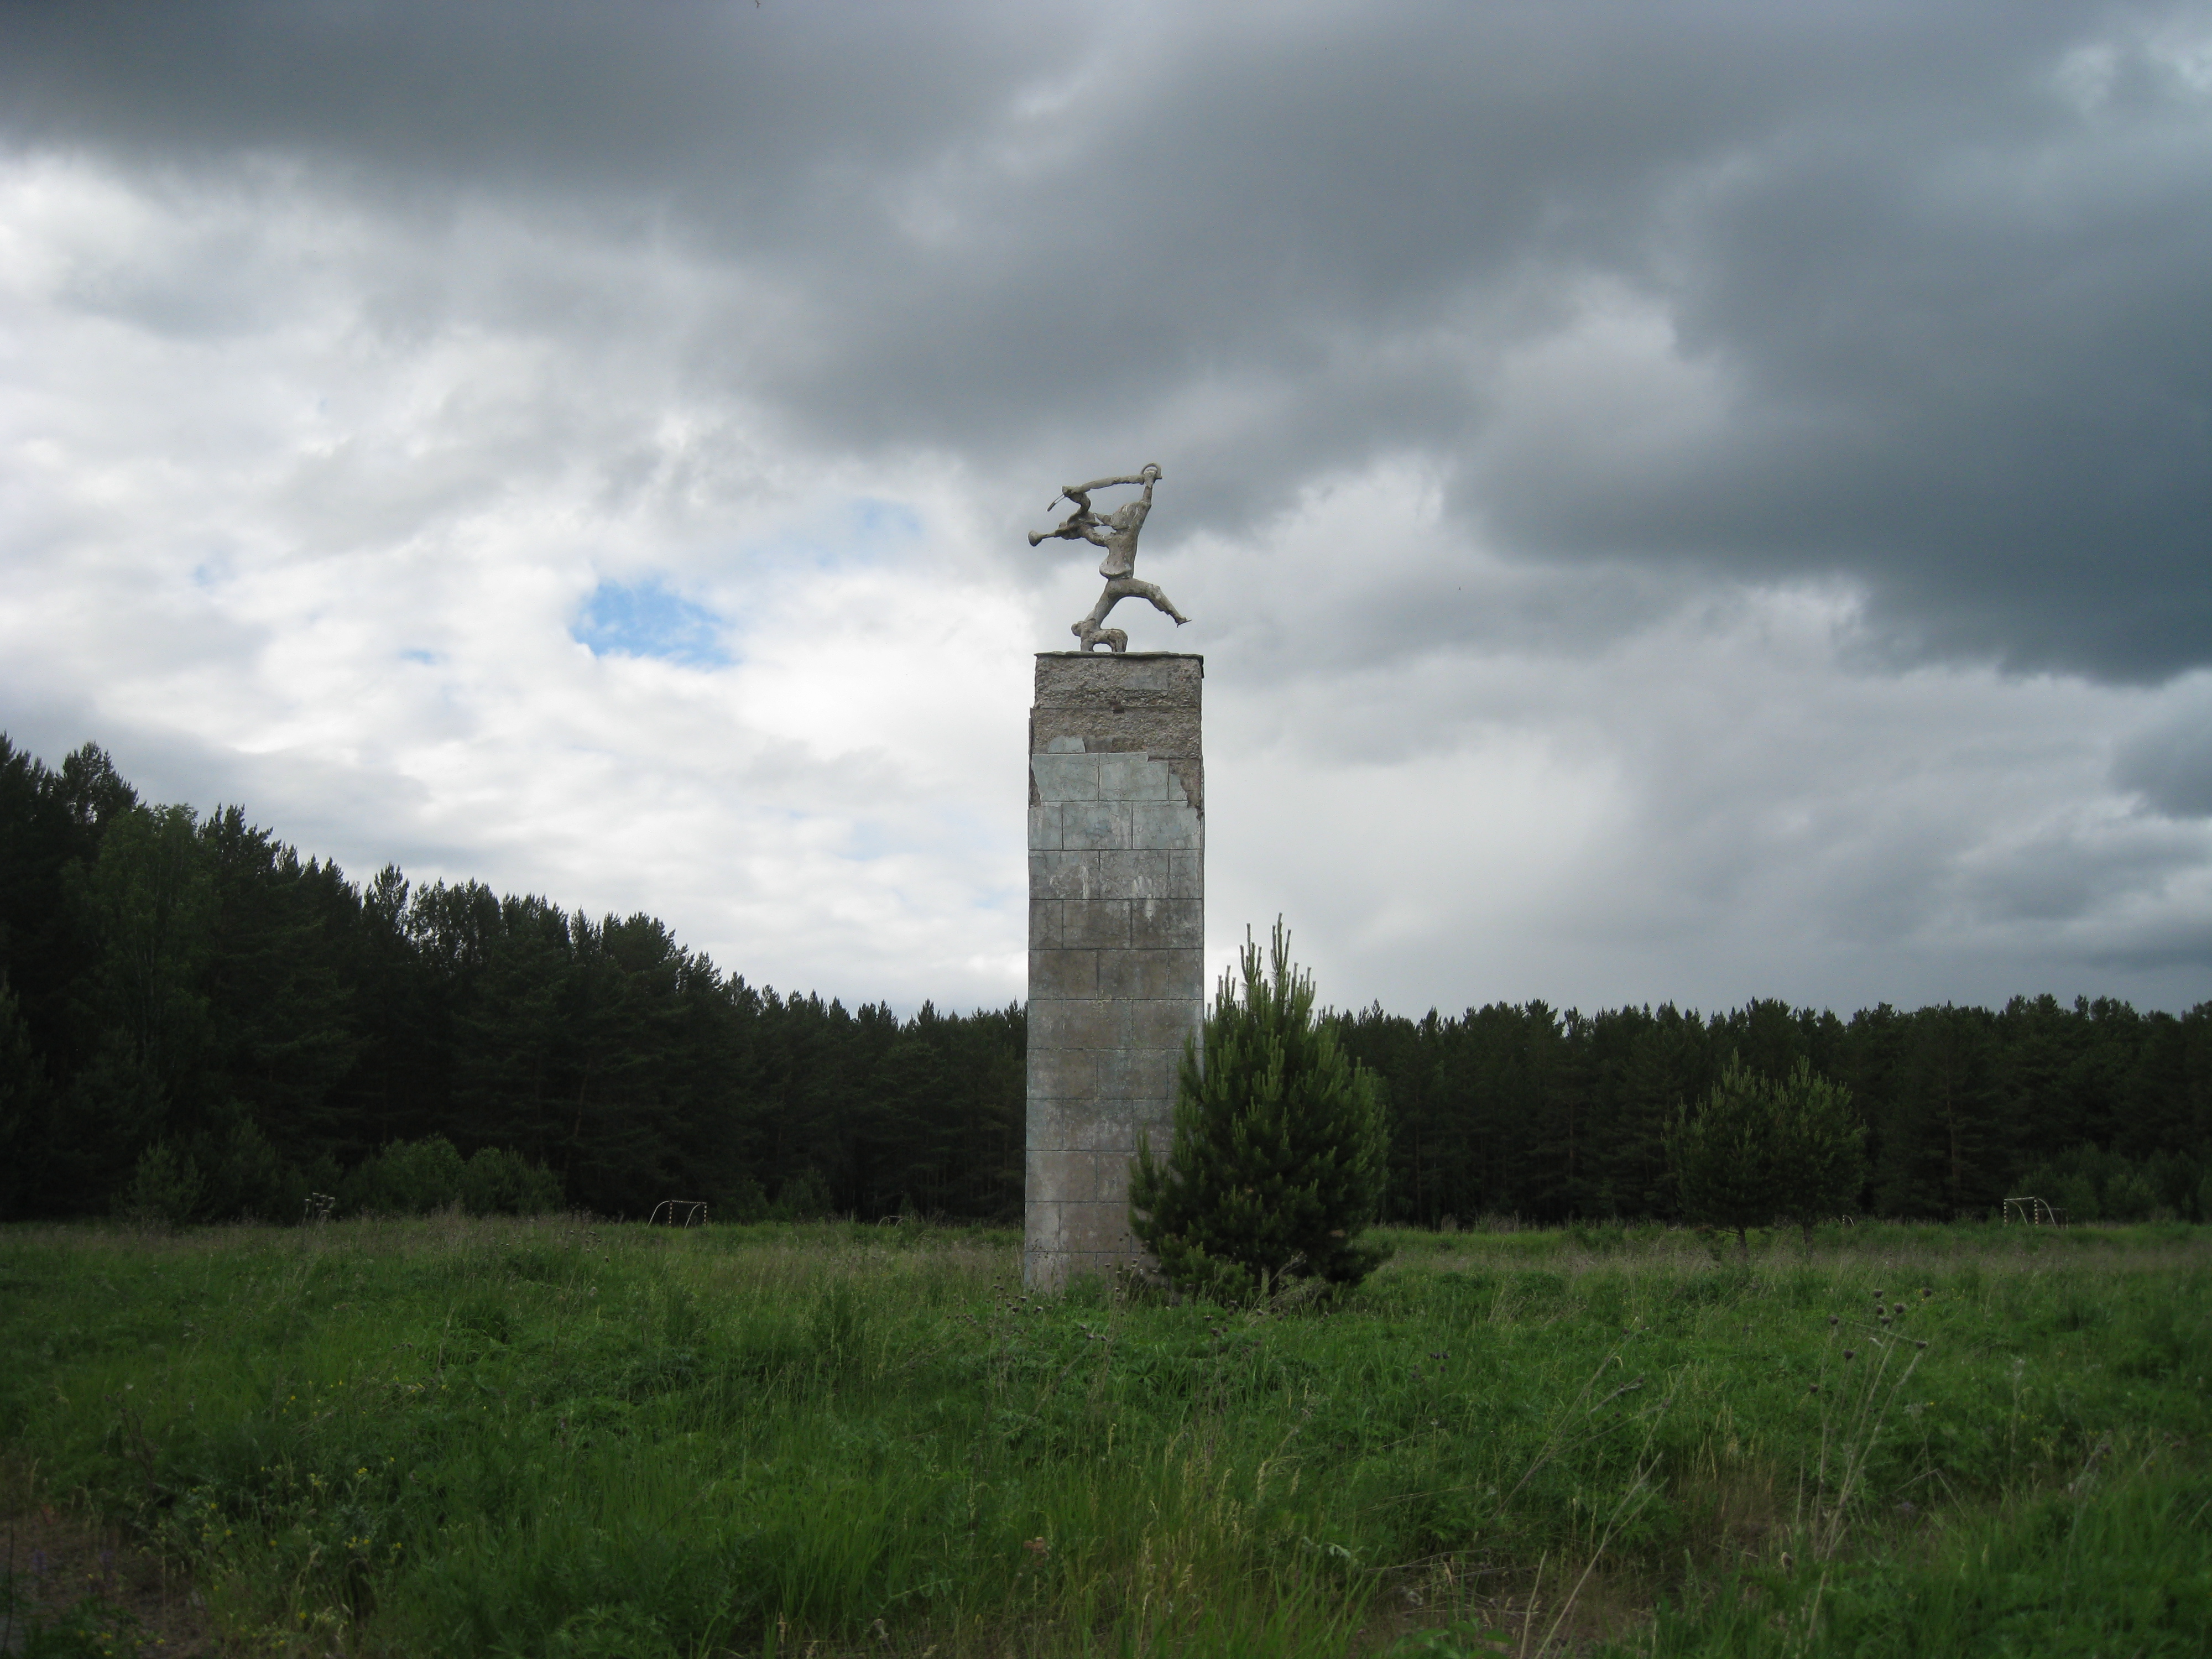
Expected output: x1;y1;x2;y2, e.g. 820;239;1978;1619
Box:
1124;580;1189;626
1098;576;1190;626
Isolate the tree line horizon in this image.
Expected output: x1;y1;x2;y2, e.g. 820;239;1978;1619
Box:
3;735;2207;1227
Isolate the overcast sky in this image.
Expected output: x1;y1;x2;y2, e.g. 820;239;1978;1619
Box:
3;1;2209;1018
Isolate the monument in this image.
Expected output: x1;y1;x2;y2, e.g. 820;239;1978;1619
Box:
1025;466;1203;1289
1027;463;1190;654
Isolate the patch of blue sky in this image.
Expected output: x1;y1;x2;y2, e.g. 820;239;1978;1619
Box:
399;649;441;665
573;578;733;668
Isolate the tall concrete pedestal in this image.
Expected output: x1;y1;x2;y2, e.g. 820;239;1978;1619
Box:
1025;653;1204;1290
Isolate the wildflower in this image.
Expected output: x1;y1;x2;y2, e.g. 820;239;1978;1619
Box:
1828;1314;1839;1326
1808;1383;1819;1394
1915;1339;1927;1350
1892;1302;1905;1316
1844;1349;1856;1360
1023;1537;1050;1556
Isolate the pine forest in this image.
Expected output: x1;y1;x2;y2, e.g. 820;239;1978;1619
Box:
4;735;2207;1228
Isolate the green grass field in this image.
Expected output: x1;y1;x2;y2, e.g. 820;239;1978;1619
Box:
3;1217;2208;1656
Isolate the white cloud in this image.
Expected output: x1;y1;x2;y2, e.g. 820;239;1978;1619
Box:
2;80;2207;1022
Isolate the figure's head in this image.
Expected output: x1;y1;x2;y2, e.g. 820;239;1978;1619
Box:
1139;462;1162;484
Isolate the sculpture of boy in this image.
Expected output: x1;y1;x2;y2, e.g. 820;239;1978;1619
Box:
1029;463;1190;652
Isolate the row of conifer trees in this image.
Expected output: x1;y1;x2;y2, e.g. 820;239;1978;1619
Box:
3;735;2208;1226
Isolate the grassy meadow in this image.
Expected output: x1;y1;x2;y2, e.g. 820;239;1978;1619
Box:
2;1217;2209;1657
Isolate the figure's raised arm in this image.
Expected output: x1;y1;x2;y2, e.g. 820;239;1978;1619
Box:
1062;464;1162;498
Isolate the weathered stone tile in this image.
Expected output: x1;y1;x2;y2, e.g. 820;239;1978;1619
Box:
1027;1149;1096;1204
1025;1096;1062;1151
1114;852;1177;899
1028;852;1088;900
1130;998;1203;1052
1022;1053;1093;1106
1030;850;1176;900
1029;1093;1117;1150
1094;1158;1135;1203
1060;1199;1135;1255
1024;1201;1064;1252
1028;948;1099;1000
1098;753;1172;800
1030;999;1129;1051
1098;948;1203;1001
1060;900;1132;948
1027;802;1063;852
1129;898;1204;948
1167;851;1204;899
1028;899;1063;951
1095;1046;1186;1102
1030;752;1100;801
1130;801;1202;850
1147;852;1189;899
1061;801;1132;851
1069;1112;1137;1154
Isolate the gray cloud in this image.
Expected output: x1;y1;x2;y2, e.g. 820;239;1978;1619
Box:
2116;689;2212;816
6;2;2208;681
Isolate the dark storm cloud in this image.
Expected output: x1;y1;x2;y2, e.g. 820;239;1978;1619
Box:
6;1;2208;680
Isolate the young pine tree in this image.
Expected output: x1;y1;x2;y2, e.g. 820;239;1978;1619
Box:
1129;921;1389;1302
1771;1057;1866;1249
1672;1055;1782;1259
1674;1055;1864;1256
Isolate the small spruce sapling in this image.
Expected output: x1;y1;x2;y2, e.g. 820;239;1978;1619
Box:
1129;921;1389;1302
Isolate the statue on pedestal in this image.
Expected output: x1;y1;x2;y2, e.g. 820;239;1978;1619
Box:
1029;463;1189;652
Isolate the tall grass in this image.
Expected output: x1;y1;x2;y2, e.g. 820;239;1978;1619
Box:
1611;1465;2212;1657
2;1217;2206;1655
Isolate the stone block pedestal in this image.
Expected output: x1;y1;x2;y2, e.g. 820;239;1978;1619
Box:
1025;652;1204;1290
